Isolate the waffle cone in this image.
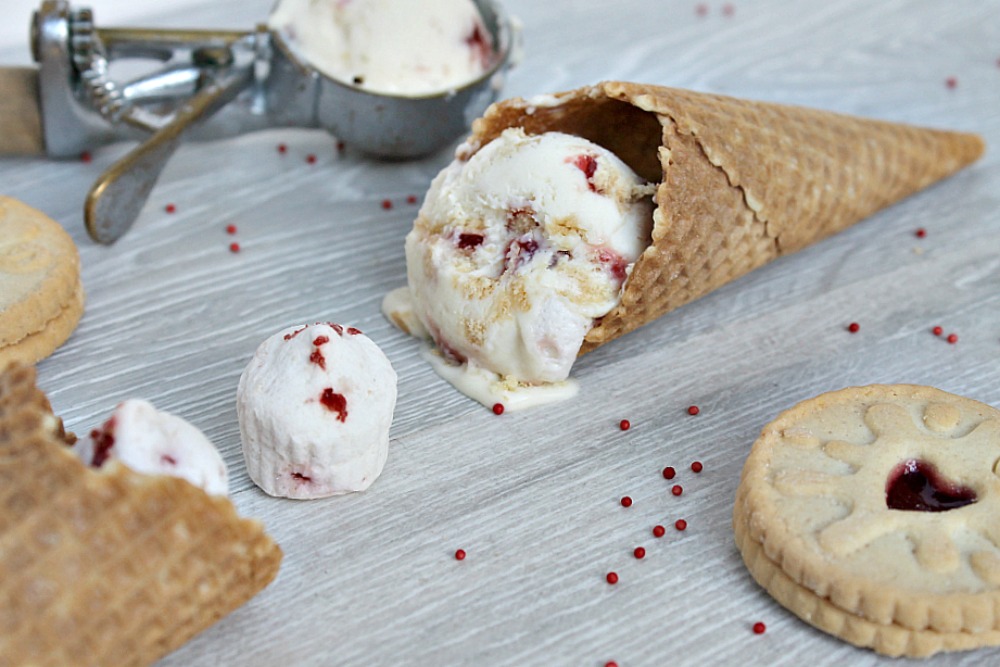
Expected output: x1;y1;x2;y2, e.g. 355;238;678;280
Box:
465;81;984;353
0;364;282;667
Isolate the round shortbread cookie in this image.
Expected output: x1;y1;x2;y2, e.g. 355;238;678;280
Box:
733;505;1000;657
0;196;82;348
736;385;1000;634
0;283;84;367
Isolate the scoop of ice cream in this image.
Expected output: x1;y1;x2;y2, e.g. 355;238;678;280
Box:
401;128;655;402
237;323;397;499
268;0;494;96
73;399;229;496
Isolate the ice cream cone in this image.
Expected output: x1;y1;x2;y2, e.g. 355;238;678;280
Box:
0;363;282;667
464;81;984;353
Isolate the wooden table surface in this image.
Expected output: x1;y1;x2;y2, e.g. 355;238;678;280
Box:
2;0;999;664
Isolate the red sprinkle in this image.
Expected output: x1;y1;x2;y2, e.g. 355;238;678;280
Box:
945;76;957;89
633;547;646;559
695;3;708;16
406;195;418;205
691;461;704;473
492;403;505;415
319;388;348;422
915;227;927;238
753;622;767;635
675;519;688;531
662;466;676;480
80;151;92;163
620;496;633;508
346;327;362;336
605;662;619;667
652;525;666;538
336;140;346;152
722;3;735;16
454;549;466;561
847;322;860;333
165;203;176;214
687;405;700;416
225;224;237;235
277;143;287;154
229;242;240;253
619;419;631;431
306;154;317;164
381;199;393;210
932;326;944;336
671;485;683;497
606;572;619;585
947;333;959;344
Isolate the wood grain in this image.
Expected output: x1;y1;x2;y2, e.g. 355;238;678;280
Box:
0;0;998;665
0;67;43;155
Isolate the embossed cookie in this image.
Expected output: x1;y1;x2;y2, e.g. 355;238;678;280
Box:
0;196;84;365
734;385;1000;655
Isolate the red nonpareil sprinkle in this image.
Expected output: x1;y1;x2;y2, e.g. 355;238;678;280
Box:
695;3;708;16
915;227;927;238
306;154;317;164
671;485;683;496
687;405;700;416
606;572;619;585
945;76;957;89
381;199;393;210
225;224;237;235
277;143;287;154
620;496;633;508
80;151;92;163
492;403;505;415
675;519;688;531
619;419;631;431
346;327;362;336
691;461;703;473
165;203;176;214
662;466;676;480
847;322;860;333
753;622;767;635
652;525;666;538
284;325;308;340
932;326;944;336
454;549;466;561
947;333;959;344
605;662;619;667
722;3;735;16
336;140;346;152
633;546;646;559
229;242;240;253
406;195;418;204
309;348;326;370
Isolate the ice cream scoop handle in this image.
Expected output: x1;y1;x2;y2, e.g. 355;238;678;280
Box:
0;67;45;155
85;65;254;244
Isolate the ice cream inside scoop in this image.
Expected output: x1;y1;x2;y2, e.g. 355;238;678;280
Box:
268;0;494;95
389;128;655;409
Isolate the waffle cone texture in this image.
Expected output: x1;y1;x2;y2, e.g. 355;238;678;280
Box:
465;81;985;353
0;364;282;667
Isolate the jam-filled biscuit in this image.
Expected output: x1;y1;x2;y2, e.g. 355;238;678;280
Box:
734;385;1000;655
0;196;84;365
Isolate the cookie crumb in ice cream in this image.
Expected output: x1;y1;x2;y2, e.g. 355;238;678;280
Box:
238;323;396;499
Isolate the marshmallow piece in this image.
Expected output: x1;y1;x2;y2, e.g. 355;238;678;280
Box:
74;399;229;496
237;323;397;499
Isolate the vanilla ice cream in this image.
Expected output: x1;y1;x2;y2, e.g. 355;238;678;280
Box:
73;399;229;496
268;0;494;96
392;128;655;408
237;323;397;499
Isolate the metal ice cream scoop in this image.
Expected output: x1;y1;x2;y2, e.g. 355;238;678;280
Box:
1;0;518;243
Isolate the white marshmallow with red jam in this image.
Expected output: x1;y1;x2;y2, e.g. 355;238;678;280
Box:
267;0;493;95
237;323;397;499
73;399;229;496
394;128;655;409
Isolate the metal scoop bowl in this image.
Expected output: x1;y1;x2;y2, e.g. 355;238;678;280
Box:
26;0;518;243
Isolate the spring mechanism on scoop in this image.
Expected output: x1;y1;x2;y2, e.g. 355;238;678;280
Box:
70;7;128;123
